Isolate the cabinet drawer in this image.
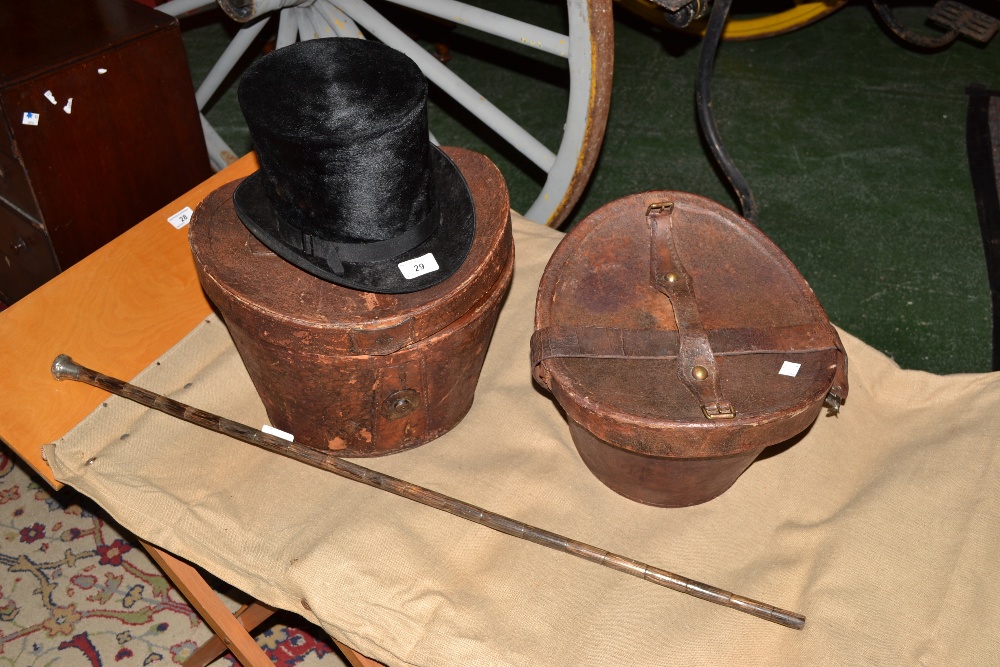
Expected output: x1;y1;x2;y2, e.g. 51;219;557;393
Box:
0;203;58;303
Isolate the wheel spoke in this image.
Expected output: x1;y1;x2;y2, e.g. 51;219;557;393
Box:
381;0;570;57
196;18;271;109
334;0;557;173
308;7;341;39
199;113;238;172
156;0;215;17
313;2;365;38
276;7;300;48
297;8;321;40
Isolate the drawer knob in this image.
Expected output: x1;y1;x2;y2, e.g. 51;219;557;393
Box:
10;237;27;255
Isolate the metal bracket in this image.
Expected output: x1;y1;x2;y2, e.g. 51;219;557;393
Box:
929;0;999;43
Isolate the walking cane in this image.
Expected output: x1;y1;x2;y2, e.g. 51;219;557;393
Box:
51;354;805;630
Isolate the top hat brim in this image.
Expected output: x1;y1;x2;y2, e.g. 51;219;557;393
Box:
232;147;475;294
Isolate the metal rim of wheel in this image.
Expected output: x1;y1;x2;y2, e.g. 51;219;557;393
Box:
157;0;614;228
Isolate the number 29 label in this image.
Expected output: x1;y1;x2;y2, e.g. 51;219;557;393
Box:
398;253;439;280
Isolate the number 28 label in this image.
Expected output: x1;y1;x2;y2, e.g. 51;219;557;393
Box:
398;253;439;280
167;206;194;229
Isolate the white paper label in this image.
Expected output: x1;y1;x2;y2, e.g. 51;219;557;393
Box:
44;90;57;105
97;68;108;74
22;112;39;126
262;424;294;442
167;206;193;229
63;98;73;114
398;253;439;280
778;361;801;377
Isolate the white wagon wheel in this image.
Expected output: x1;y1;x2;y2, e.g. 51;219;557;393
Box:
158;0;614;228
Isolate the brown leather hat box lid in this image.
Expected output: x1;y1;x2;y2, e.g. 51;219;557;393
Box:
190;147;512;457
532;191;848;507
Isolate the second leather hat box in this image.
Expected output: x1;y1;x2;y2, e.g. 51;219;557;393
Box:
532;192;848;507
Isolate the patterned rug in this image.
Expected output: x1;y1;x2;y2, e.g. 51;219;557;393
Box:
0;445;348;666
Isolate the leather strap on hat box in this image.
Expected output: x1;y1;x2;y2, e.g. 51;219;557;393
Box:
530;322;842;364
646;202;733;419
530;322;842;392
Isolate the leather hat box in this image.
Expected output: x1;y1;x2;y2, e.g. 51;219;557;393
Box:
532;191;848;507
189;147;512;456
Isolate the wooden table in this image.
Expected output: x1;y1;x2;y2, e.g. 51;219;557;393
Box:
0;155;380;667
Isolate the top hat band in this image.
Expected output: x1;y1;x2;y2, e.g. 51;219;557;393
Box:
273;203;440;275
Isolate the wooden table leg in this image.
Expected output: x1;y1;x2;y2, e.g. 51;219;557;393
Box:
333;639;388;667
141;541;276;667
184;601;277;667
140;541;388;667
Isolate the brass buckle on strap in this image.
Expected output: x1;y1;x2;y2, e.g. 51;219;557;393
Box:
646;201;675;216
702;402;736;420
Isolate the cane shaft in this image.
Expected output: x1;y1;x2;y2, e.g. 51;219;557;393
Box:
51;355;805;630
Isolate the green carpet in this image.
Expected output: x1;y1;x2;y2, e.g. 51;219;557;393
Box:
182;0;1000;374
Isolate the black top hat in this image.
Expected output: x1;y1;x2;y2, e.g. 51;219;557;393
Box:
233;38;475;293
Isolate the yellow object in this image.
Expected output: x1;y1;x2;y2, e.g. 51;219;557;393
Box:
618;0;848;40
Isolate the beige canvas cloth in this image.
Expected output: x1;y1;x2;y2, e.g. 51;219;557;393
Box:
48;216;1000;666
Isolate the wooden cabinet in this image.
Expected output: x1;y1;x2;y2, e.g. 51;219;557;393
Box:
0;0;212;303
